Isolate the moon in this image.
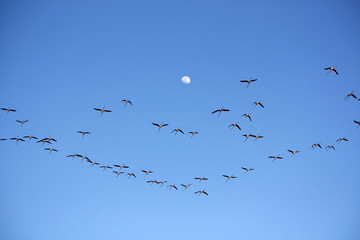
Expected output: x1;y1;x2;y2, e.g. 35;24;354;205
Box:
181;76;191;84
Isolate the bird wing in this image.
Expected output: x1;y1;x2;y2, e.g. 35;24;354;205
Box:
93;108;101;111
333;69;339;75
152;123;159;127
212;109;219;114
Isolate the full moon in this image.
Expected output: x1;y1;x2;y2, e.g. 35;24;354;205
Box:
181;76;191;84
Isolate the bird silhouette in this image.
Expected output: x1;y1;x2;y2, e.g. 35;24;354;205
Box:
10;137;25;145
16;120;29;127
67;154;78;160
100;165;113;171
252;101;265;108
77;131;91;138
345;91;357;101
152;122;168;132
241;167;254;174
194;177;208;182
181;184;191;190
212;106;230;117
268;155;283;162
113;171;125;178
23;135;38;141
241;113;252;122
240;78;258;88
141;170;154;177
44;148;58;154
287;149;300;157
113;164;129;171
87;159;100;166
242;133;252;142
147;180;159;185
222;175;237;181
188;131;199;137
336;137;348;143
93;106;112;116
121;98;132;107
37;139;52;146
171;128;184;135
228;122;241;131
325;145;335;151
249;134;263;141
75;154;90;162
312;142;322;149
167;184;178;190
353;120;360;129
1;107;16;114
324;66;338;75
127;173;136;179
194;190;208;196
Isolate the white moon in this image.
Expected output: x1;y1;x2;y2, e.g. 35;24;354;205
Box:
181;76;191;84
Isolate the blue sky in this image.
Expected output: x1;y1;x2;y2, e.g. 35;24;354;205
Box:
1;0;360;239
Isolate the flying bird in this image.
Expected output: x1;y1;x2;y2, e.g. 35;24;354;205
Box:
222;175;237;181
312;142;322;149
242;133;252;142
240;78;258;88
324;66;338;75
188;131;199;137
228;122;241;131
100;165;113;171
287;149;300;157
37;139;52;146
194;190;208;196
147;180;159;185
1;107;16;114
10;137;25;144
345;91;357;101
194;177;208;182
0;138;7;141
121;98;133;107
113;164;129;171
87;159;100;166
16;120;29;127
325;145;335;151
241;113;252;122
336;137;348;143
93;106;112;116
171;128;184;135
23;135;38;141
67;154;78;159
252;101;265;108
75;154;90;162
113;171;125;178
212;106;230;117
181;184;191;190
159;181;168;186
268;155;283;162
249;134;263;141
152;122;168;131
127;173;136;179
353;120;360;129
241;167;254;174
77;131;91;137
44;137;57;142
44;148;58;154
141;170;154;177
167;184;178;190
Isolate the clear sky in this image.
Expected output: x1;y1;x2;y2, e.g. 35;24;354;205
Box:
1;0;360;239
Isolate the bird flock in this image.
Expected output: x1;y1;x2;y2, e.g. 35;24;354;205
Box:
1;66;359;196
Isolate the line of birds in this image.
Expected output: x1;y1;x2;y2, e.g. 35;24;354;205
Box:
1;69;359;196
